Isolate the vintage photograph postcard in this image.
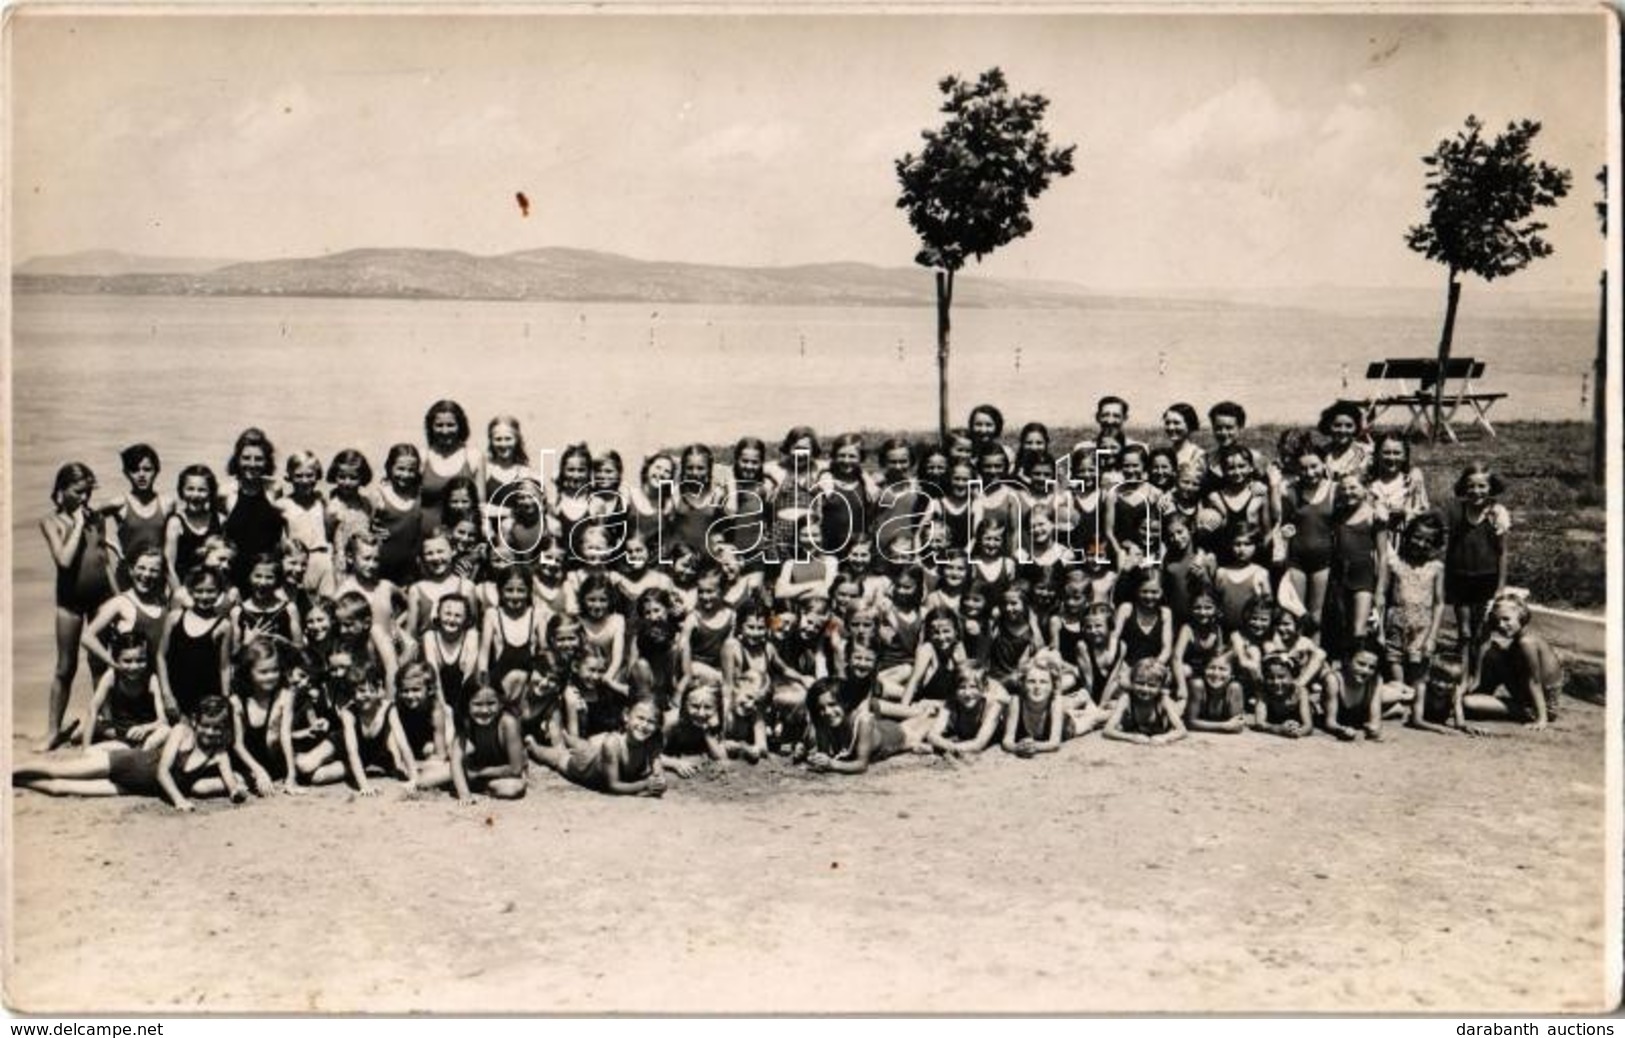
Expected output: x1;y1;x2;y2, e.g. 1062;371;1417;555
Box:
4;5;1619;1015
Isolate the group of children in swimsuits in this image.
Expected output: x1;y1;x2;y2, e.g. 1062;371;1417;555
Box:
15;395;1566;809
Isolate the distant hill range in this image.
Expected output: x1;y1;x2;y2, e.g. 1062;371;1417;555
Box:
13;248;1595;314
11;247;1178;310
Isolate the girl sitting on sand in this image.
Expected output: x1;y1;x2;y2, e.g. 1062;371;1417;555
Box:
890;606;965;720
278;649;335;793
1457;590;1563;731
227;639;289;796
13;695;245;811
530;694;668;797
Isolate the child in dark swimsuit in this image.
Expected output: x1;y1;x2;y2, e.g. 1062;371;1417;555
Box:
1323;643;1400;741
482;566;539;696
1108;568;1174;681
892;606;965;720
307;663;413;795
164;464;223;590
511;659;567;758
1172;581;1224;708
720;674;769;762
1329;470;1384;656
83;631;168;750
926;665;1007;757
390;660;453;790
14;696;244;811
984;584;1044;689
1001;656;1079;757
422;593;479;716
228;639;289;796
530;694;668;797
40;462;117;750
232;553;302;650
1186;653;1247;734
1103;659;1187;746
1252;653;1314;739
682;566;735;685
368;443;425;587
1444;463;1511;678
627;588;689;718
662;683;728;774
221;428;286;593
1277;437;1337;631
277;649;337;793
158;565;232;724
801;679;932;775
1079;602;1123;709
563;651;621;740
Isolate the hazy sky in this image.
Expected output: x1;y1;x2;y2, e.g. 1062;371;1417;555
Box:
9;11;1611;291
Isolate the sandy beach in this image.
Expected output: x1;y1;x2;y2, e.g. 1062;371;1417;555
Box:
6;673;1611;1015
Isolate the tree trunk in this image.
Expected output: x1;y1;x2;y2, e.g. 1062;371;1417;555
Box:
1432;269;1462;442
936;269;954;441
1594;270;1607;484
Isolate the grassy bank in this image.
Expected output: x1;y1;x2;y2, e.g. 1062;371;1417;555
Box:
684;419;1607;611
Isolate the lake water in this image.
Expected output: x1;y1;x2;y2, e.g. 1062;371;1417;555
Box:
8;291;1598;730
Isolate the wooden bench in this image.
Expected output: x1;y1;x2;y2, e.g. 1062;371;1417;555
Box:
1340;357;1508;442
